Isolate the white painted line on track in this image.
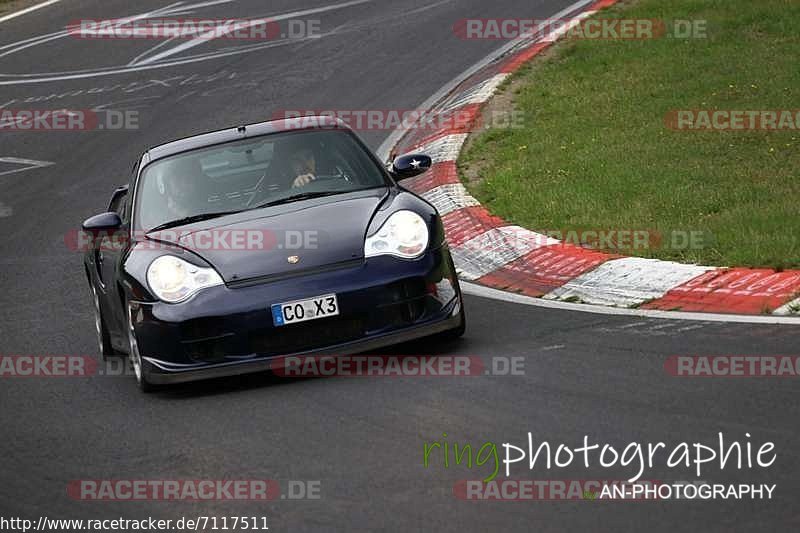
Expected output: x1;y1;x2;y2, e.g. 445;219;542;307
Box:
461;281;800;325
0;156;55;176
0;0;362;84
540;344;566;351
133;0;372;66
376;0;596;161
0;0;60;24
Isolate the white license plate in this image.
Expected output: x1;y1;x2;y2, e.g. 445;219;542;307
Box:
271;294;339;326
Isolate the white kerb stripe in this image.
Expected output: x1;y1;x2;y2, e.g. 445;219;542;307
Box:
543;257;715;307
421;183;480;216
411;134;468;163
773;297;800;316
451;226;557;280
440;74;510;110
540;10;595;43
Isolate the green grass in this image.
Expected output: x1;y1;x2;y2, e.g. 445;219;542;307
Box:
0;0;36;15
460;0;800;269
0;1;17;15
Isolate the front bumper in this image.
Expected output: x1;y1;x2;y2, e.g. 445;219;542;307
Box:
130;247;462;385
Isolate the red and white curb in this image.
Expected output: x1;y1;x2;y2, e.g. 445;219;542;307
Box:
383;0;800;318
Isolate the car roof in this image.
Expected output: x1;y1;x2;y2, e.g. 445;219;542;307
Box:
145;116;349;163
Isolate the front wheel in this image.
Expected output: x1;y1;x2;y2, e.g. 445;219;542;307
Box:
126;301;157;393
90;284;119;361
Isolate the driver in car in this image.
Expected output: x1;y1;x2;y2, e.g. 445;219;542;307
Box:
287;146;317;188
160;157;204;222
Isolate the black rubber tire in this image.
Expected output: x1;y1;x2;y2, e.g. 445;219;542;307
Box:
125;298;158;393
90;283;119;361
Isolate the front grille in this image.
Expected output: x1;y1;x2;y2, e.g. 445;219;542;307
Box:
249;316;366;356
226;259;364;289
183;335;237;364
178;275;442;362
369;278;429;330
180;318;241;363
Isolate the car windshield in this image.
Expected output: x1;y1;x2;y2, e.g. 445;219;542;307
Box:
135;129;387;232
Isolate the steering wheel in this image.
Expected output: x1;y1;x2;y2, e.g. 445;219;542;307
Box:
314;166;353;182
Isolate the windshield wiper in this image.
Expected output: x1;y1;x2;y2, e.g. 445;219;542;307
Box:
147;192;347;233
254;191;342;209
146;210;243;233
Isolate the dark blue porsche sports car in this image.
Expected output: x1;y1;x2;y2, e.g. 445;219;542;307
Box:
82;117;465;391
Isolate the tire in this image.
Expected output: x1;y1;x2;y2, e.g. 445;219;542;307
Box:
125;299;157;393
90;284;119;361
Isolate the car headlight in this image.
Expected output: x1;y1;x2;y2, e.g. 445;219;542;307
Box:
146;255;223;303
365;210;429;259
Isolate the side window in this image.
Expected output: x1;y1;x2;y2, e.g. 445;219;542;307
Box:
109;194;123;214
117;194;129;222
108;189;129;222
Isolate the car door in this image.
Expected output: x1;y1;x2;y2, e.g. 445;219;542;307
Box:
96;186;130;341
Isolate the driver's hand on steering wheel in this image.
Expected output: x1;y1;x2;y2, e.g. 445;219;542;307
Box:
292;173;315;188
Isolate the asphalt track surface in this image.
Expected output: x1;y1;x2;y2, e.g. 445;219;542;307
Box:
0;1;798;531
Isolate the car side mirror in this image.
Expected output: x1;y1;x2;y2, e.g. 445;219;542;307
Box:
391;154;432;180
82;212;122;233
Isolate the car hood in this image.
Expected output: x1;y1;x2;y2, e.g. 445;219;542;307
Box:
146;189;387;283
